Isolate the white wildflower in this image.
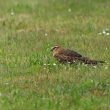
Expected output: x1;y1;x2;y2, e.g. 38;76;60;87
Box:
53;63;56;66
68;8;71;12
45;33;48;36
90;80;94;83
107;62;109;65
93;66;96;68
106;48;108;50
105;66;108;70
0;93;2;97
102;30;106;34
11;11;14;16
5;82;9;85
106;33;110;36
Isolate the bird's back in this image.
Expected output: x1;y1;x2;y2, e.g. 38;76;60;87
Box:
59;49;82;58
53;48;82;63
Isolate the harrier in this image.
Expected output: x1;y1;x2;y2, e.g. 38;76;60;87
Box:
51;45;104;65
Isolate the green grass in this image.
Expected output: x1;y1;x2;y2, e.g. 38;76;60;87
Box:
0;0;110;110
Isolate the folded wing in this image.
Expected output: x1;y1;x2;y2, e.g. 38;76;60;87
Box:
59;49;82;58
54;49;81;63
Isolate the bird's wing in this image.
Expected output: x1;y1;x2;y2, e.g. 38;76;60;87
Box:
54;53;73;63
59;49;82;58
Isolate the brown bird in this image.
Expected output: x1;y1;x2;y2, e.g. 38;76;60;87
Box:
51;45;104;65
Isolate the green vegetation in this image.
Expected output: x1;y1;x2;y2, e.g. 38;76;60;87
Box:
0;0;110;110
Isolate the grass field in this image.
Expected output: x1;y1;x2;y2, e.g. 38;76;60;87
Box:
0;0;110;110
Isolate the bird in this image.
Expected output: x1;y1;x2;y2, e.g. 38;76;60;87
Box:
51;45;104;65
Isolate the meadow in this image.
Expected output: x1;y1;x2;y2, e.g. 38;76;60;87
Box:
0;0;110;110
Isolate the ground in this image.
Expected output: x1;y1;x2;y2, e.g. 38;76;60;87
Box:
0;0;110;110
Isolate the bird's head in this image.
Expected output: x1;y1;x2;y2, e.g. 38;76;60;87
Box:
51;45;61;52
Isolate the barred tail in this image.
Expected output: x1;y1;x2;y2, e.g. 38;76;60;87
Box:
79;57;104;65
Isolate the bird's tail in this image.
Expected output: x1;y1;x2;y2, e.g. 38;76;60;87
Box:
78;57;104;65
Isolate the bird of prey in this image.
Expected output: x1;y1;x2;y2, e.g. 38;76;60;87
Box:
51;45;104;65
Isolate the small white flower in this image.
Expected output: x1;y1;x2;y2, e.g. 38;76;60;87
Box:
45;33;48;36
68;8;71;12
102;30;106;34
11;12;14;16
105;66;108;70
90;80;94;83
107;62;109;65
0;93;2;97
5;82;9;85
93;66;96;68
106;33;110;36
43;64;47;66
53;63;56;66
106;48;108;50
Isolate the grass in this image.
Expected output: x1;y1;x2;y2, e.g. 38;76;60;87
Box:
0;0;110;110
